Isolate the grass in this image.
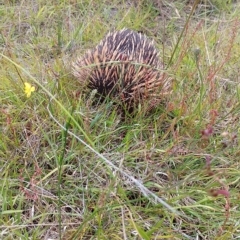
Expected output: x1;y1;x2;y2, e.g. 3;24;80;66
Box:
0;0;240;239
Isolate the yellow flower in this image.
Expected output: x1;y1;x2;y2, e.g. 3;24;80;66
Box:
24;82;35;98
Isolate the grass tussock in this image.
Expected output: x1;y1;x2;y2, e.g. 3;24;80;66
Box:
0;0;240;239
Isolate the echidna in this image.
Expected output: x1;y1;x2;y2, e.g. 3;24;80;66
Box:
72;28;170;112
